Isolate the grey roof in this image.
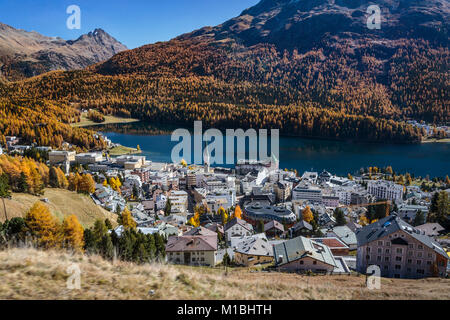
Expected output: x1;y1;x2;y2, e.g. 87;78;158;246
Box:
184;226;218;237
291;220;313;232
415;223;445;237
356;215;449;259
224;218;253;232
234;236;274;257
322;225;357;246
273;236;338;267
264;220;284;232
230;233;268;249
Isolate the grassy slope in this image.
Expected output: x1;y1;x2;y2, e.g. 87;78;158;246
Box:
0;248;449;300
108;145;142;156
71;113;140;128
1;188;117;228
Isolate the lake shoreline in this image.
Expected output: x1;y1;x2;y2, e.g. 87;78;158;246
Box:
91;120;432;146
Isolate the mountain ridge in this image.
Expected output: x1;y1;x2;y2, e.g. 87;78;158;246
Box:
0;22;128;80
0;0;448;149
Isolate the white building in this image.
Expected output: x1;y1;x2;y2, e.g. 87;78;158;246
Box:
292;183;323;203
168;190;188;214
75;152;103;165
224;218;254;242
368;180;404;202
156;194;167;210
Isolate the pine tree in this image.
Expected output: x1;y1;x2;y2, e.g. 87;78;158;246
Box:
413;210;425;226
100;234;115;260
164;199;172;216
49;167;59;188
18;172;29;193
83;229;96;253
333;208;347;226
92;219;108;247
104;218;113;230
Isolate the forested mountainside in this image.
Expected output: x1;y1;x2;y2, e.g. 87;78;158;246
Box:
1;0;448;148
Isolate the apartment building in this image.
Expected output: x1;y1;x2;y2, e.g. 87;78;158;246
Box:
292;183;323;203
166;235;218;267
168;190;188;214
49;150;76;165
356;215;448;279
75;152;103;165
367;180;404;202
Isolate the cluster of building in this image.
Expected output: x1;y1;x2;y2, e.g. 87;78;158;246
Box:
3;137;448;279
406;120;450;137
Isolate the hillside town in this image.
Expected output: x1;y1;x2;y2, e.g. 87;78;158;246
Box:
1;135;450;280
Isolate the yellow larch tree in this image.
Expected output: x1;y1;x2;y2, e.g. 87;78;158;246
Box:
120;207;137;230
61;214;84;252
233;205;242;220
25;202;60;248
302;206;314;223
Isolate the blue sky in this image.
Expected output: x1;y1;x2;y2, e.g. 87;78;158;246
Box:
0;0;259;49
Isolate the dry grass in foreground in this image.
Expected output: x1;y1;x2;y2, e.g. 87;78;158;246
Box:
1;248;449;300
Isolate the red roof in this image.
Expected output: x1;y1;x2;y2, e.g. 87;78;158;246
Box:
314;237;349;249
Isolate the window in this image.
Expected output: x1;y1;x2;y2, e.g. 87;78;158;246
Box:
385;257;390;262
417;269;424;274
417;252;422;258
377;256;381;261
366;255;370;260
395;265;401;270
367;247;371;253
378;241;383;246
378;248;382;254
386;242;391;247
395;257;402;262
417;260;422;265
427;253;432;259
407;259;412;264
396;248;403;254
408;244;414;249
408;251;413;257
313;261;317;265
427;261;432;265
418;245;423;250
385;249;390;254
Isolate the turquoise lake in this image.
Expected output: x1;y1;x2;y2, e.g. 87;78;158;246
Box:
96;122;450;178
